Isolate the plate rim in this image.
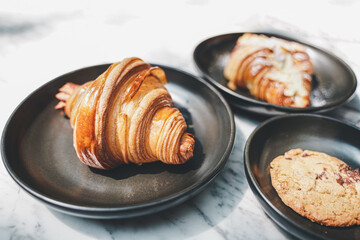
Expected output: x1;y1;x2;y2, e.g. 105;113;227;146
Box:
193;32;358;113
244;113;360;238
1;63;235;214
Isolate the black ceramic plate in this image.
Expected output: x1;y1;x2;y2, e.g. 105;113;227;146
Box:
1;63;235;219
193;32;357;115
244;114;360;240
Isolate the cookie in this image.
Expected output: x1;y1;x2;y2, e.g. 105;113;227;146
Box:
270;149;360;227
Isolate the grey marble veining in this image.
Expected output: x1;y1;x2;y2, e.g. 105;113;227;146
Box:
1;0;360;239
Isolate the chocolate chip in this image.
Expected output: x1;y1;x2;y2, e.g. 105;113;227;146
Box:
336;175;345;185
316;171;328;180
339;165;360;182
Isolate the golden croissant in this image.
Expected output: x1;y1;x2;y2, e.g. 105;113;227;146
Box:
55;57;195;170
224;33;313;107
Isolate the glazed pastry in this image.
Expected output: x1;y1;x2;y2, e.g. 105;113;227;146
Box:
270;149;360;227
55;57;195;170
224;33;313;107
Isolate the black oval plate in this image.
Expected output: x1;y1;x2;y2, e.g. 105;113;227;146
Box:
244;114;360;240
1;63;235;219
193;32;357;115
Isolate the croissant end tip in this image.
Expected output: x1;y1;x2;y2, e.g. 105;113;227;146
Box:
179;133;195;161
54;82;80;113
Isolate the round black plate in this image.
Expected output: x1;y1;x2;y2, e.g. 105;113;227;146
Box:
1;63;235;219
244;114;360;239
193;32;357;115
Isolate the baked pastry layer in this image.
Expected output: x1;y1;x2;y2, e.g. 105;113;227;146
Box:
224;33;313;107
270;149;360;227
55;57;195;169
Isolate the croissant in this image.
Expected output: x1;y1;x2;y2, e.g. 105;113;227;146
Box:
55;57;195;170
224;33;313;107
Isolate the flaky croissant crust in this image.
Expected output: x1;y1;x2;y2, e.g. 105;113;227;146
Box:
56;57;195;169
224;33;313;107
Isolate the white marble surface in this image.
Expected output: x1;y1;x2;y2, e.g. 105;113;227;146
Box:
1;0;360;239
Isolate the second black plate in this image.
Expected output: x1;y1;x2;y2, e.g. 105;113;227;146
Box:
193;32;357;115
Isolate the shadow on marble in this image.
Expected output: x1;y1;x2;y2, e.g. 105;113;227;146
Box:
0;17;37;36
48;114;253;239
265;214;301;240
0;14;50;45
325;94;360;127
232;106;270;123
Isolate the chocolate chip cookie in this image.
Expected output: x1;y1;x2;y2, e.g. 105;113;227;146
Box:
270;149;360;227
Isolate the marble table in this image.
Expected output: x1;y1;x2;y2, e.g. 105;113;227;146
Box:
1;0;359;239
